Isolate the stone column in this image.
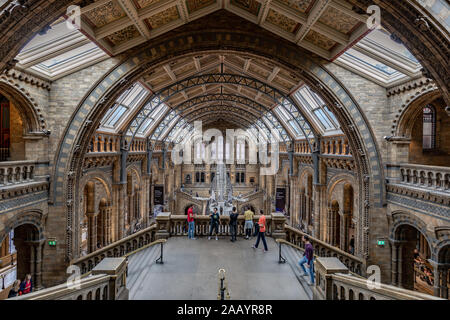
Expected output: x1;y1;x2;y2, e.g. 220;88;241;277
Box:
390;239;400;286
34;240;44;290
87;212;97;253
341;211;351;252
433;264;441;297
441;267;448;299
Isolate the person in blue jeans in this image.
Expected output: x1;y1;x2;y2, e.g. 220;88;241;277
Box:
298;235;315;285
187;205;196;239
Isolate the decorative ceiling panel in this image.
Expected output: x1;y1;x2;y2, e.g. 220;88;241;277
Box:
276;0;315;14
266;9;301;34
230;0;261;17
304;29;337;50
84;0;127;28
132;0;163;10
105;25;141;46
318;6;360;34
144;6;180;30
186;0;216;14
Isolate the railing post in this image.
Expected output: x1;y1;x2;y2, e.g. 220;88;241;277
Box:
278;241;286;264
313;257;349;300
155;212;171;240
156;241;164;264
271;212;286;240
92;257;129;300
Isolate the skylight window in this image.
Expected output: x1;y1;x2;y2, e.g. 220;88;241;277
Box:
294;85;339;132
104;104;127;127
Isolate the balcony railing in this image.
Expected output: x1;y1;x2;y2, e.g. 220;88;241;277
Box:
71;224;157;274
398;164;450;192
10;257;128;300
0;160;36;186
313;257;442;300
284;225;365;276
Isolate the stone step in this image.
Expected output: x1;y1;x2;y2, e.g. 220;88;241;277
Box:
282;245;313;300
127;245;160;293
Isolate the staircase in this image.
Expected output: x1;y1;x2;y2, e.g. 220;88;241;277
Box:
127;244;161;299
280;245;314;300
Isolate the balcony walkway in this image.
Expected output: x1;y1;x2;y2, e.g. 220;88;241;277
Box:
127;236;312;300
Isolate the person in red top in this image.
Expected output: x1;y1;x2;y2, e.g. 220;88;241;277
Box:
252;211;268;252
187;205;196;240
19;274;32;295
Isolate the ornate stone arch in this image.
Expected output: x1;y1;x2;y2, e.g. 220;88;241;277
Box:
327;173;357;203
0;210;45;244
51;18;385;261
389;211;438;256
394;86;441;137
0;76;47;133
79;171;113;205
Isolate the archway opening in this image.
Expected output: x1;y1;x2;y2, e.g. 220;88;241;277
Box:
409;98;450;166
0;93;25;161
395;224;432;294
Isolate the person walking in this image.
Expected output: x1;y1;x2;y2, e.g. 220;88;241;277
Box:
187;205;196;240
253;210;263;237
8;280;21;298
208;207;220;240
229;206;238;242
298;235;315;285
243;206;254;239
19;274;33;295
252;213;268;252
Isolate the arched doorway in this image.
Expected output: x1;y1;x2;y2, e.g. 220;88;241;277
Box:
0;93;25;161
392;224;432;293
0;222;43;297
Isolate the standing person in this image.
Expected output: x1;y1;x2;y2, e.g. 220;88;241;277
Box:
8;280;21;298
244;206;254;239
349;235;355;255
298;235;315;285
208;207;220;240
252;213;268;252
19;274;33;295
187;205;196;240
253;210;263;237
229;206;238;242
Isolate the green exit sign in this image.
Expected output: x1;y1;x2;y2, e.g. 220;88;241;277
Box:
48;239;57;246
377;240;385;246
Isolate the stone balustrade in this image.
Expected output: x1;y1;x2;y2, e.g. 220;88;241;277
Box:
398;163;450;191
313;257;441;300
10;257;128;300
321;136;350;156
71;224;157;274
284;225;365;276
0;160;36;186
155;212;288;239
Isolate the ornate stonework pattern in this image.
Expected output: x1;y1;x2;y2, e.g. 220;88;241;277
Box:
186;0;215;14
266;9;300;34
230;0;261;16
106;25;141;46
132;0;162;9
304;29;337;50
318;6;359;34
276;0;315;14
144;6;180;30
84;0;127;28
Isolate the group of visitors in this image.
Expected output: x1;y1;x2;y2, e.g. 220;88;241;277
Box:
185;205;315;285
8;274;33;298
413;248;434;286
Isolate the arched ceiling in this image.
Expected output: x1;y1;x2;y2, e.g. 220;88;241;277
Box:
97;49;344;145
76;0;370;60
